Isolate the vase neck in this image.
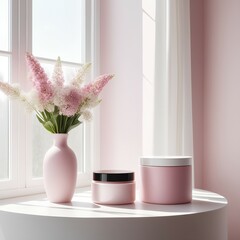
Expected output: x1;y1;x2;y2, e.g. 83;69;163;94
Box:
53;134;68;147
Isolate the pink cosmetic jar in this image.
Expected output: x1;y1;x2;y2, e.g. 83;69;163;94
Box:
140;156;192;204
92;170;135;205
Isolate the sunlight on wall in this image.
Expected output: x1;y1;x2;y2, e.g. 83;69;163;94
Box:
142;0;193;158
142;0;156;155
142;0;169;156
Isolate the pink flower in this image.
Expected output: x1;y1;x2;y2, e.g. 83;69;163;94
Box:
58;86;83;116
81;74;114;97
26;53;54;105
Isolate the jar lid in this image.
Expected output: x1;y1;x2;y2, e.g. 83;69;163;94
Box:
140;156;192;167
93;170;134;182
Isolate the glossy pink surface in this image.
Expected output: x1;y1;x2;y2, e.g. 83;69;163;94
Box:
92;181;135;205
141;166;192;204
43;134;77;203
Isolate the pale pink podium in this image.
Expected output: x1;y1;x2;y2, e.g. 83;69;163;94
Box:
0;188;227;240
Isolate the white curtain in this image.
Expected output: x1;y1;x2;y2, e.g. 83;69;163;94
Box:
142;0;193;157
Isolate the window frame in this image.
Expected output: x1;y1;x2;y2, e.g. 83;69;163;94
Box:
0;0;100;199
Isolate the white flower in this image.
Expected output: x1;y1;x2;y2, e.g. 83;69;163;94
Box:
80;110;92;122
71;63;91;86
26;89;44;112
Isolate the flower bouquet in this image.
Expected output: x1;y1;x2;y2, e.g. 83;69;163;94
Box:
0;53;113;203
0;53;113;133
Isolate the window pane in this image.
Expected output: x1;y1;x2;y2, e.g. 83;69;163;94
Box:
32;0;84;63
32;115;52;178
0;0;10;51
31;63;85;178
68;125;85;173
0;56;10;180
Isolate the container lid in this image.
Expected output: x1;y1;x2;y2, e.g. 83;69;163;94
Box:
140;156;192;167
93;170;134;182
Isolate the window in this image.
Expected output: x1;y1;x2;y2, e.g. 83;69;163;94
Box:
0;0;13;190
0;0;98;198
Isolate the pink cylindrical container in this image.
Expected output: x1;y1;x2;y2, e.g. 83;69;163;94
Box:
140;156;192;204
92;170;135;205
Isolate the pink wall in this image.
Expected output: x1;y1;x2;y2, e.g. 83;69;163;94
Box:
203;0;240;239
100;1;240;238
190;0;240;239
99;0;142;173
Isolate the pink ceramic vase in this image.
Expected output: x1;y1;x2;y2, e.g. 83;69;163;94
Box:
43;134;77;203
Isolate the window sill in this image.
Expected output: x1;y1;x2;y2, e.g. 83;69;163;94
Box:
0;173;91;200
0;188;228;240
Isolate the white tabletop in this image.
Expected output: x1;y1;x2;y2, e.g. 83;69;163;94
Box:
0;188;227;219
0;188;228;240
